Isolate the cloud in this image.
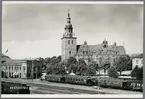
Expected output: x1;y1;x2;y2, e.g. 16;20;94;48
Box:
2;4;143;58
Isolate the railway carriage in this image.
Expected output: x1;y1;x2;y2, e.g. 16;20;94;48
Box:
64;75;88;85
99;77;123;88
45;75;65;83
44;74;143;91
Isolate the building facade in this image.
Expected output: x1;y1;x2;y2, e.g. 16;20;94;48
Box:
132;54;143;70
61;12;126;66
2;58;42;79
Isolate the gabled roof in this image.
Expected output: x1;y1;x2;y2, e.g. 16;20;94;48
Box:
76;43;126;56
2;59;22;66
2;53;10;58
2;53;11;63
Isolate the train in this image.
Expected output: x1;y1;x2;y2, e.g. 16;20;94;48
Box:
44;75;143;91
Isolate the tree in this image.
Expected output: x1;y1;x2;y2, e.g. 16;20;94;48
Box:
57;56;61;61
114;55;131;75
36;57;47;72
45;57;51;64
86;61;99;76
131;66;143;80
76;59;87;76
101;60;111;75
46;56;63;75
108;66;119;78
138;67;143;80
46;62;66;75
67;56;77;65
66;57;78;73
125;59;132;71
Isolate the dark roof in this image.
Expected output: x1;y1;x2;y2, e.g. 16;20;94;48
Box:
2;59;22;66
2;53;11;63
76;43;126;56
132;54;143;59
2;53;10;58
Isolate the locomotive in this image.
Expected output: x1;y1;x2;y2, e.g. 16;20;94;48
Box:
45;75;143;91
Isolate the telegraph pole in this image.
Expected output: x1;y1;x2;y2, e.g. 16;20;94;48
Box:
31;59;34;81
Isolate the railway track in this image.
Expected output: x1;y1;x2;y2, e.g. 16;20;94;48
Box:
1;78;143;94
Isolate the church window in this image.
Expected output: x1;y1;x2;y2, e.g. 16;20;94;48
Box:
69;51;71;54
20;73;21;78
86;51;88;54
23;66;25;71
68;40;70;44
83;51;85;54
72;40;73;44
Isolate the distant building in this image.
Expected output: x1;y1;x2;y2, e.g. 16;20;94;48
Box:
61;12;126;66
2;58;42;79
132;54;143;70
2;53;11;63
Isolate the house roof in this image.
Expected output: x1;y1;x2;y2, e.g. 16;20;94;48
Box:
2;53;11;63
76;43;126;56
132;54;143;59
2;59;22;66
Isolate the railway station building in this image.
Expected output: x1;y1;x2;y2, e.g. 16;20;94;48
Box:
2;55;42;79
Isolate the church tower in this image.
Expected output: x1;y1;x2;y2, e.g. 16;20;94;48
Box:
61;11;77;61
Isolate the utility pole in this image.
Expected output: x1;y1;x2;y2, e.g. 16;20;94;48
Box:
31;59;34;81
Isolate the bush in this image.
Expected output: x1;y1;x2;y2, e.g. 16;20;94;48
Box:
108;66;119;78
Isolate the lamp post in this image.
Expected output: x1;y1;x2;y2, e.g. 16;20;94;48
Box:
97;57;102;89
31;59;34;81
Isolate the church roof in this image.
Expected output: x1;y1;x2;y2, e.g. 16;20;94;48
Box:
76;43;126;56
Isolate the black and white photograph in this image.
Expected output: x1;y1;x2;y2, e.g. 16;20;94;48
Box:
1;1;143;98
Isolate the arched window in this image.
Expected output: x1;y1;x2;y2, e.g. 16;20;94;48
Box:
83;51;85;54
68;40;70;44
20;73;21;78
23;66;25;71
86;51;88;54
136;60;139;64
72;40;73;44
69;51;71;54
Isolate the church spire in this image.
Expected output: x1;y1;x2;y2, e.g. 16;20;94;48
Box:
63;10;74;37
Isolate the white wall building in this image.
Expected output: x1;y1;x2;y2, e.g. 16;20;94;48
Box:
2;59;42;79
132;54;143;70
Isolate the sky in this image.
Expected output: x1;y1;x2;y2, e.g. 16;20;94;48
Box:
2;3;143;59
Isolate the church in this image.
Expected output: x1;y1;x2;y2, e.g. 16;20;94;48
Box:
61;12;126;66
